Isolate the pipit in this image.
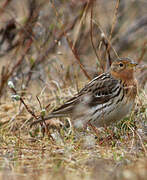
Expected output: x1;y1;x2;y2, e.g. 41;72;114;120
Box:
31;58;137;130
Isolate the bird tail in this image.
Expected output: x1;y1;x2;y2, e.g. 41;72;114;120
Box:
30;113;67;128
30;96;78;128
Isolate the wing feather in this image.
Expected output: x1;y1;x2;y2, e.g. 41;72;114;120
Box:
52;73;119;114
30;73;120;127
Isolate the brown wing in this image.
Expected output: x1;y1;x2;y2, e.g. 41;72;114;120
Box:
51;73;119;114
30;73;120;127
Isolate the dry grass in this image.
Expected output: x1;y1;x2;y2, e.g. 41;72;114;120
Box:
0;87;146;180
0;0;147;179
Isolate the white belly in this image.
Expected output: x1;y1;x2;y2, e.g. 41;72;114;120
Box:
91;97;134;127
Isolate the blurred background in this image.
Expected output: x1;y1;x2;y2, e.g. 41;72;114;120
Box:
0;1;147;180
0;0;147;98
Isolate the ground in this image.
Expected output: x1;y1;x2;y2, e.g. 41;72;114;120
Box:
0;87;146;180
0;0;147;179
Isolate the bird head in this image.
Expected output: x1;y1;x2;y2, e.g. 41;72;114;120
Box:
110;58;138;81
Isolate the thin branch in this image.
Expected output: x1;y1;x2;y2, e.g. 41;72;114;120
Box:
136;131;147;155
93;20;119;59
105;0;120;69
66;37;91;80
9;86;38;120
90;1;104;72
102;36;112;71
109;0;120;40
25;13;81;87
51;1;91;80
0;39;32;97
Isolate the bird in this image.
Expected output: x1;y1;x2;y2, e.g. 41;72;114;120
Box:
31;57;137;130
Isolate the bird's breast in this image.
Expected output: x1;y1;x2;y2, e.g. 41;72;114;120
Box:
90;88;135;127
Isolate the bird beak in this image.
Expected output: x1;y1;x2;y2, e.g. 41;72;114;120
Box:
129;62;138;68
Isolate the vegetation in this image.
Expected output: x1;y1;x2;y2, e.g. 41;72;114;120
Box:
0;0;146;179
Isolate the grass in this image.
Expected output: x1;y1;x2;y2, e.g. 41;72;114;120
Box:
0;0;147;179
0;86;146;180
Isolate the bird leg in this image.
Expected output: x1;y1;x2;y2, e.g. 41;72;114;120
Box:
87;122;100;138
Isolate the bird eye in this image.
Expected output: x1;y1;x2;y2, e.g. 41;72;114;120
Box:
119;63;124;67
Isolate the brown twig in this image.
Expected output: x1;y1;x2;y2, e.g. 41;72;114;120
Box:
102;36;112;71
66;37;91;80
90;0;104;72
109;0;120;40
93;20;119;59
0;39;32;97
25;14;80;87
0;0;38;57
9;86;38;120
104;0;119;69
9;83;52;138
0;0;38;96
51;1;91;80
25;2;91;87
36;95;49;136
36;96;43;110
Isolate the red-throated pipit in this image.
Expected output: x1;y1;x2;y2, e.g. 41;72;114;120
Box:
31;58;137;130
